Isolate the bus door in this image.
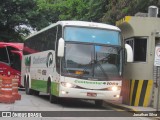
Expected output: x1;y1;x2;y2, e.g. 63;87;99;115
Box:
0;45;10;76
10;50;22;74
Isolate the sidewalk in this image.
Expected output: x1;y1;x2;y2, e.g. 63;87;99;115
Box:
103;99;156;111
103;98;160;119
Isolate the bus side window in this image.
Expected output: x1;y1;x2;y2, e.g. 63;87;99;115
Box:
11;53;21;71
45;26;57;51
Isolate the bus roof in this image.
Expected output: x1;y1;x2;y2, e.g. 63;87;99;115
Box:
57;21;120;31
26;21;121;39
0;42;24;51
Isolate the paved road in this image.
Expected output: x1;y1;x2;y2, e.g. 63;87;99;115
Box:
0;89;152;120
0;90;113;111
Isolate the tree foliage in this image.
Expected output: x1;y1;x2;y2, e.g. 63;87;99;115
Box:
56;0;108;22
0;0;37;42
101;0;160;24
0;0;160;42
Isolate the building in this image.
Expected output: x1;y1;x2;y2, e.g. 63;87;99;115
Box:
116;6;160;108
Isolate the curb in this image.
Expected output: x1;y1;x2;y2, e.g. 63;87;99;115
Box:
103;101;160;119
103;101;136;112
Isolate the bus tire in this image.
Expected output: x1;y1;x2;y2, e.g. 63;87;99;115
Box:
25;80;33;95
49;94;59;104
95;100;103;107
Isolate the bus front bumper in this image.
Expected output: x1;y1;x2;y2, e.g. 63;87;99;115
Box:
58;86;121;100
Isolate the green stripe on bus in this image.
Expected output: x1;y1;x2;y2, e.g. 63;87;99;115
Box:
31;79;47;92
31;79;59;96
51;82;59;96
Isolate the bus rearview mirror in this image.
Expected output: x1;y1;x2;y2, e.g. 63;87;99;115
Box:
125;44;133;62
58;38;65;57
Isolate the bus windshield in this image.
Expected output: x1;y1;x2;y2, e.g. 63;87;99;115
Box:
62;43;121;81
0;46;21;71
0;47;9;64
64;27;121;45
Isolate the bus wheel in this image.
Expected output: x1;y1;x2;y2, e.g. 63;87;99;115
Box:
95;100;103;107
49;86;59;104
25;80;33;95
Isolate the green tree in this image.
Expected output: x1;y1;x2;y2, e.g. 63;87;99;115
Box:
1;0;160;42
56;0;108;22
101;0;159;25
0;0;37;42
85;0;108;22
0;0;58;42
55;0;89;20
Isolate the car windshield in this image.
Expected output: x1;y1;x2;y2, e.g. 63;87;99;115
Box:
62;43;121;81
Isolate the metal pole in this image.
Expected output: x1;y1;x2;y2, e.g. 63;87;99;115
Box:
157;66;160;112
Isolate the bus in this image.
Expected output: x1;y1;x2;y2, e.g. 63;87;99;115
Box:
0;42;23;87
21;21;133;106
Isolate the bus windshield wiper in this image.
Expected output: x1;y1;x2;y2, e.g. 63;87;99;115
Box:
77;59;95;78
77;59;109;79
94;60;109;79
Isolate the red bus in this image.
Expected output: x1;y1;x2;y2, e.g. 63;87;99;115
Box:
0;42;23;87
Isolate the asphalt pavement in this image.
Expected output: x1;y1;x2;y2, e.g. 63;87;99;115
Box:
0;89;158;120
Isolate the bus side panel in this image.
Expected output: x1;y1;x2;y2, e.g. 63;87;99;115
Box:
22;50;56;92
31;79;47;92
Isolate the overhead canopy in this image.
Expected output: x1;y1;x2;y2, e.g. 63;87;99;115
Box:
116;16;160;38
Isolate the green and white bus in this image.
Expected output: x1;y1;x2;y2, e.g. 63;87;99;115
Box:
21;21;133;106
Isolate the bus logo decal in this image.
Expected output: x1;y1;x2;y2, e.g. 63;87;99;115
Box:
25;56;31;66
46;52;53;67
75;80;104;85
25;56;31;72
106;82;118;85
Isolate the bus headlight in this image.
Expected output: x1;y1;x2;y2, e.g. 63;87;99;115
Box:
106;86;121;91
112;86;118;91
61;82;77;88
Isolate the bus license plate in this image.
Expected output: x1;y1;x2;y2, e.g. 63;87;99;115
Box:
87;92;97;97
